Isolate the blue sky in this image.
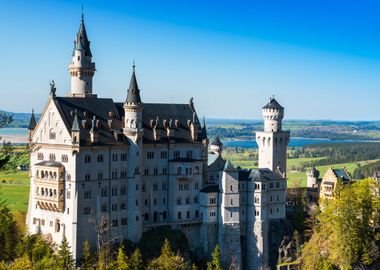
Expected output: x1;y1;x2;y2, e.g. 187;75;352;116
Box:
1;0;380;120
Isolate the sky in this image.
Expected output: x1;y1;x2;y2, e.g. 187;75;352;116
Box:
1;0;380;120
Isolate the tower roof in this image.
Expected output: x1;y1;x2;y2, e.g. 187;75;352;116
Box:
126;64;142;105
71;110;80;132
210;136;223;146
263;97;283;110
73;14;92;57
224;160;236;172
28;109;36;130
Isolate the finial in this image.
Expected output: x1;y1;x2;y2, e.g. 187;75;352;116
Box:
81;4;84;21
32;108;34;114
132;60;135;72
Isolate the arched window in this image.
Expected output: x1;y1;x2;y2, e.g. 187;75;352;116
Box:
177;166;182;175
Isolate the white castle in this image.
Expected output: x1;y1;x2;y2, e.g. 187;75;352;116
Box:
26;16;289;270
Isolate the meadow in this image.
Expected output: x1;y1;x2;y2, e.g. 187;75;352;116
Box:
0;171;29;212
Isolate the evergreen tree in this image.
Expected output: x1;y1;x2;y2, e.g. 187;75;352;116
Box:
148;239;190;270
116;245;130;270
58;236;75;270
207;245;222;270
0;201;19;262
81;240;93;270
129;248;143;270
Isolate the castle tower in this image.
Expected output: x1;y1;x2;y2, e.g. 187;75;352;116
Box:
256;97;290;176
218;160;241;269
306;166;319;188
210;136;223;155
68;14;96;97
123;64;143;242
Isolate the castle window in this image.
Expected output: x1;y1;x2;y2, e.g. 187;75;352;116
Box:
276;182;280;188
186;211;191;219
210;197;216;204
194;196;199;203
101;204;107;212
153;198;157;205
277;208;279;213
255;210;260;216
178;212;182;220
270;182;274;189
230;185;233;192
98;172;103;180
185;196;190;204
49;154;56;162
153;183;158;191
270;196;273;202
84;154;91;163
121;153;127;161
255;183;260;190
55;219;60;232
112;170;118;179
37;153;44;160
195;166;200;174
112;219;118;227
230;212;233;218
162;182;167;190
144;168;149;175
84;190;92;199
195;210;199;218
101;187;107;197
147;152;155;159
144;213;149;221
61;154;68;163
210;211;216;217
136;216;139;221
177;197;182;205
84;207;92;215
135;167;139;174
262;184;266;190
121;218;128;226
186;150;193;158
160;151;168;158
97;154;104;163
276;195;280;201
112;204;118;211
49;131;56;140
162;168;168;174
153;168;158;175
195;182;199;190
145;199;148;206
163;211;167;219
136;200;138;206
255;197;260;203
120;170;127;179
120;186;126;195
177;167;182;175
270;208;273;214
230;199;233;205
136;184;139;191
185;168;189;175
174;151;180;158
85;173;91;181
111;187;118;196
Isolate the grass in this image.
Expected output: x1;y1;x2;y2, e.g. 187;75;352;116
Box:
0;171;30;212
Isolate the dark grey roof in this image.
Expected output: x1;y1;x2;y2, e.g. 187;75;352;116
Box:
118;102;204;144
263;97;283;109
35;161;64;167
53;97;122;145
28;109;36;130
310;166;320;178
333;169;350;182
200;185;219;193
208;153;225;168
210;136;223;146
238;168;284;182
126;66;142;105
73;17;92;57
224;160;236;172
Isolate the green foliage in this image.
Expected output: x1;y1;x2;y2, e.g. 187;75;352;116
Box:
301;179;380;269
116;245;130;270
129;248;143;270
207;245;223;270
58;236;75;270
81;240;93;270
148;239;191;270
0;201;19;262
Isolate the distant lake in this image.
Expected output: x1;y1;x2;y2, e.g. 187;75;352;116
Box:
222;137;376;148
0;128;28;136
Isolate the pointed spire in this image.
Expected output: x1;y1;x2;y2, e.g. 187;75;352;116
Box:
223;160;236;172
126;62;142;105
73;11;92;57
28;109;36;130
71;110;80;132
50;80;56;98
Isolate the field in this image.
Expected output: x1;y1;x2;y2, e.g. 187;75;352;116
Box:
0;171;30;212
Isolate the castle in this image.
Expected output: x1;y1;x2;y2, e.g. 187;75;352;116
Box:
26;15;289;269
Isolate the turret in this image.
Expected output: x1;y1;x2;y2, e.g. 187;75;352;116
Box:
68;13;96;97
307;166;320;188
210;136;223;155
71;110;80;152
89;116;99;143
262;96;284;132
28;109;37;142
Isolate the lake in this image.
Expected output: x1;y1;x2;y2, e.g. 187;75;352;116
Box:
222;137;376;148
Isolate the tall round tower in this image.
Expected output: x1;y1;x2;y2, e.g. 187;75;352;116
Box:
263;97;284;132
68;14;96;97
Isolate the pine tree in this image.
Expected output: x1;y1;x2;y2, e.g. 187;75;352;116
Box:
148;239;190;270
81;240;93;270
116;245;130;270
129;248;143;270
207;245;222;270
58;236;75;270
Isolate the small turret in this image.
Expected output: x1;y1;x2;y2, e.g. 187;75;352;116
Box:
210;136;223;155
71;110;80;151
307;166;320;188
262;96;284;132
125;63;142;106
28;109;37;142
89;116;99;143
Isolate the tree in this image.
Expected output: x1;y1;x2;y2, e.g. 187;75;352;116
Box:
7;255;32;270
207;245;222;270
58;236;75;270
0;201;19;262
129;248;143;270
116;245;130;270
81;240;93;270
0;111;12;129
301;179;380;269
148;239;190;270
